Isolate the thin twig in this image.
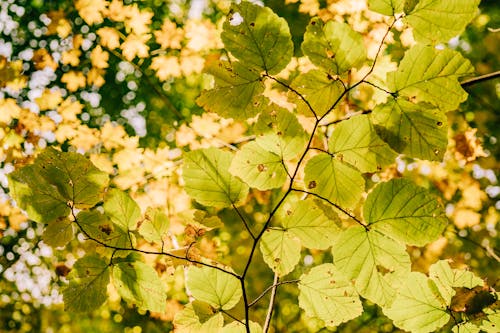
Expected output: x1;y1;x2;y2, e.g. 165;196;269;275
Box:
460;70;500;87
221;309;245;325
263;273;279;333
233;204;256;240
249;279;300;307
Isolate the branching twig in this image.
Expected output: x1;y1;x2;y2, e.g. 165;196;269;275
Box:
233;204;256;240
249;279;300;307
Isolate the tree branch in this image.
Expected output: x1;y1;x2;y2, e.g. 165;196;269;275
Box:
249;279;300;307
460;70;500;88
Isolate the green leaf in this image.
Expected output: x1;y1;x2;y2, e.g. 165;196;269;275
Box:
385;272;450;333
304;153;365;209
302;18;366;74
368;0;404;15
254;105;307;160
290;69;344;117
104;188;140;232
452;322;480;333
329;114;398;172
42;217;74;248
222;2;293;74
260;228;301;277
405;0;480;44
429;260;483;304
364;178;447;246
388;45;475;111
187;266;242;311
8;147;108;223
279;198;339;250
481;311;500;333
197;59;267;120
229;141;288;190
77;210;132;249
138;207;169;244
372;98;448;160
298;263;363;327
63;254;110;312
183;148;249;208
173;301;224;332
333;226;411;307
222;321;263;333
112;259;166;312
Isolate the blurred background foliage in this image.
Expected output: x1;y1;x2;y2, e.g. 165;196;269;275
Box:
0;0;499;332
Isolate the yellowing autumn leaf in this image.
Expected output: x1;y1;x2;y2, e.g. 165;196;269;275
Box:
87;68;106;87
453;128;487;163
0;57;27;90
453;208;481;229
32;49;57;70
180;52;205;76
36;89;63;111
75;0;107;25
121;34;150;61
124;5;153;35
55;124;78;143
91;45;109;69
154;20;184;49
185;19;222;52
150;55;182;80
106;0;131;22
58;98;83;122
70;125;100;151
0;99;21;124
100;122;129;150
97;27;121;50
46;10;72;38
61;49;81;66
90;154;115;174
61;71;86;92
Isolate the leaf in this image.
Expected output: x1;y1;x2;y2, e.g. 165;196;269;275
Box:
254;105;307;160
260;228;301;277
452;322;480;333
481;311;500;333
368;0;404;15
302;18;366;74
174;302;224;333
290;69;345;117
8;147;109;223
222;321;263;333
280;198;339;250
77;210;132;249
222;1;293;74
197;59;267;120
186;266;242;311
429;260;483;305
329;114;398;172
405;0;481;44
42;217;74;248
112;259;167;312
364;178;447;246
183;148;249;208
138;207;169;244
304;153;365;209
63;254;110;312
104;189;141;232
385;272;450;333
298;264;363;327
333;226;410;307
372;98;448;161
229;141;288;191
388;45;475;112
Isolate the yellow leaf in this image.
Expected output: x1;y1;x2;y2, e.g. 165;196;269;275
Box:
150;55;181;80
35;89;63;111
46;10;72;38
90;154;115;174
61;49;81;66
32;49;58;70
154;20;184;49
61;71;86;91
70;125;100;151
121;34;150;61
179;52;205;76
106;0;132;22
0;57;27;90
97;27;121;50
55;124;78;142
185;19;222;52
87;68;106;87
453;128;487;163
75;0;107;25
0;98;21;124
124;4;153;35
58;98;83;122
453;208;481;229
100;122;128;150
90;45;109;69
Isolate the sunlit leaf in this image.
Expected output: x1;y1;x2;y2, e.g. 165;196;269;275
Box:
304;153;365;209
302;18;366;74
104;188;141;231
260;228;301;277
298;264;363;327
405;0;481;44
368;0;404;15
8;147;109;223
77;210;132;249
174;301;224;333
183;148;249;208
112;259;167;312
197;59;267;120
364;178;447;246
480;311;500;333
333;226;410;307
222;321;263;333
372;98;448;161
187;266;242;311
388;45;475;111
42;217;74;248
222;1;293;74
385;272;450;333
452;322;480;333
138;207;169;245
63;254;110;312
254;105;307;160
329;114;397;172
229;141;288;191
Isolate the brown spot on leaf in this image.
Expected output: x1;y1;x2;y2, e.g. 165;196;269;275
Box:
308;180;317;189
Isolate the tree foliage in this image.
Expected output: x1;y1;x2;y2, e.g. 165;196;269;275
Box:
1;0;499;332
